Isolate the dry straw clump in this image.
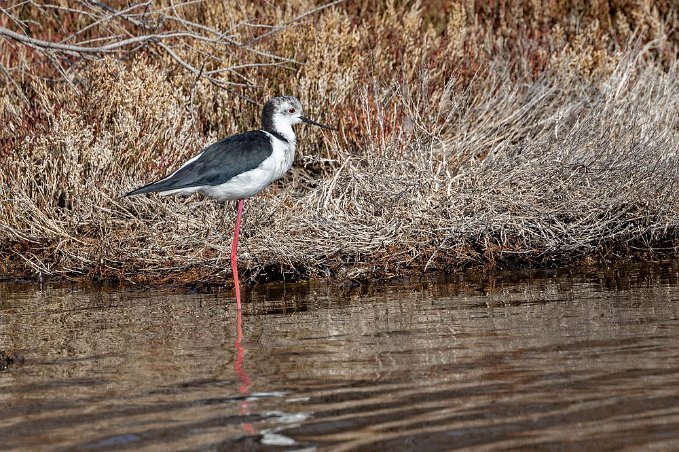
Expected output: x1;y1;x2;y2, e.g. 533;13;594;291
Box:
0;1;678;284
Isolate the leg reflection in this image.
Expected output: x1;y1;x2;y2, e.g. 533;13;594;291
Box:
234;307;256;435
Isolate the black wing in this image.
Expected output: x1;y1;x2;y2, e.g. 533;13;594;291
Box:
126;130;273;196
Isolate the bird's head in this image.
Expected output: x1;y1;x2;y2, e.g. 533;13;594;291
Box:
262;96;337;134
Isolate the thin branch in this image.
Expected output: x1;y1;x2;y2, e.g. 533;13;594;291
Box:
1;27;241;54
247;0;347;45
0;6;29;31
154;40;249;88
61;2;151;43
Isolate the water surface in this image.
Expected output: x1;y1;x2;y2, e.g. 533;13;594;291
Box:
1;264;679;450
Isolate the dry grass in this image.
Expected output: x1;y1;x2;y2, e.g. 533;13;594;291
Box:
1;1;678;285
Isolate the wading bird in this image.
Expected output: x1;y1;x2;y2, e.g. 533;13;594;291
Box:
126;96;337;310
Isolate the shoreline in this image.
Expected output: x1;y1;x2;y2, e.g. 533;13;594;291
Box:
1;251;676;292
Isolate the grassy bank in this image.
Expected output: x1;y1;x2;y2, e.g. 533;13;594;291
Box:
1;1;678;285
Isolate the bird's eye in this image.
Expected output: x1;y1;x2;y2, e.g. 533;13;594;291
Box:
288;108;296;114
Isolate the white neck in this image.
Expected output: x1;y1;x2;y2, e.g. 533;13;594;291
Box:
270;114;297;143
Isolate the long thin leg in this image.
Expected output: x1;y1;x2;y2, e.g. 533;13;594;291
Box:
231;199;244;311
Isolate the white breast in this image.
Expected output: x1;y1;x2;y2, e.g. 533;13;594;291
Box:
202;133;296;201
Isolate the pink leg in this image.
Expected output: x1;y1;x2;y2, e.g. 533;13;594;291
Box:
231;199;244;311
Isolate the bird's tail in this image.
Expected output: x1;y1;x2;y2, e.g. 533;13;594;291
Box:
125;180;166;197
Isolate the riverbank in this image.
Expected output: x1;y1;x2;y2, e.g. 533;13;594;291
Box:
1;2;677;285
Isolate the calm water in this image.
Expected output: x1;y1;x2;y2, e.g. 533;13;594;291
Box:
1;264;679;450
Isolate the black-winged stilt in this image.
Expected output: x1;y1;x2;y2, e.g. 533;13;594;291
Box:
126;96;336;309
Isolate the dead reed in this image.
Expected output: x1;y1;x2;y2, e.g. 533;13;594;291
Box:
1;1;677;284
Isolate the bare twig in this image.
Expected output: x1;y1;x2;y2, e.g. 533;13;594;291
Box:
247;0;348;45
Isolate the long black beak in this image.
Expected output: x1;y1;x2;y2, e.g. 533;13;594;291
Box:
301;116;338;131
